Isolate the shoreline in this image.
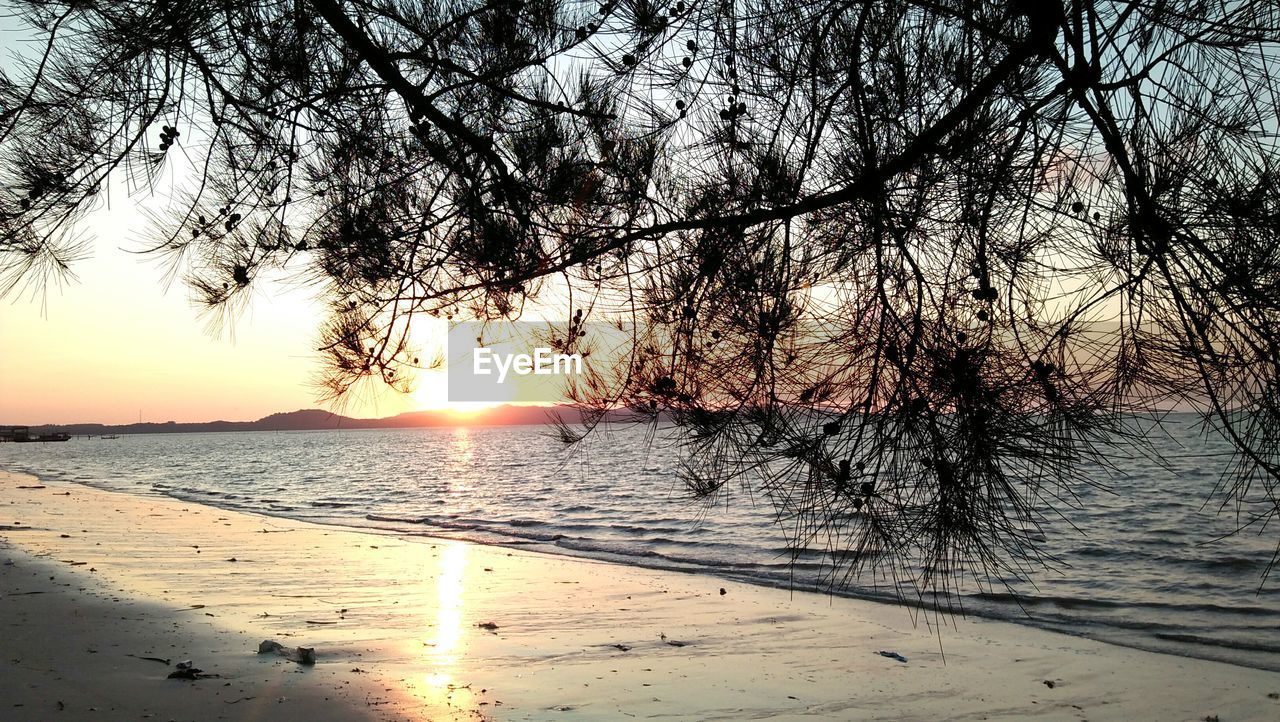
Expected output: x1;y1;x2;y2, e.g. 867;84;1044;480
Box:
3;469;1280;720
22;458;1280;676
10;421;1277;677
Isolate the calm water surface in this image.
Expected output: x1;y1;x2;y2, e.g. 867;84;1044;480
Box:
3;416;1278;670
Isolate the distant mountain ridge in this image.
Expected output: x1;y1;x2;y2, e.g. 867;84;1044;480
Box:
8;405;610;435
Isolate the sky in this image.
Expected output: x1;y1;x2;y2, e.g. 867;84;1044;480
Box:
0;206;435;425
0;12;458;426
0;18;324;423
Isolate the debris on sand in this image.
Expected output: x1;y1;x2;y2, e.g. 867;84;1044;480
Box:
167;660;217;680
224;696;256;705
258;639;317;665
877;650;908;663
1044;680;1056;689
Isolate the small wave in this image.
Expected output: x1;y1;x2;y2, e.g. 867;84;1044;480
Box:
603;523;690;535
1192;555;1269;572
363;513;478;533
366;513;428;525
1154;632;1280;655
973;592;1280;617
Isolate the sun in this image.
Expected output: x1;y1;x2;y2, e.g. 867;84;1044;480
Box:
410;370;507;416
439;401;504;417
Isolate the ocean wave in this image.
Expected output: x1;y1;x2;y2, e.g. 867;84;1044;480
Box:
973;591;1280;618
1154;632;1280;655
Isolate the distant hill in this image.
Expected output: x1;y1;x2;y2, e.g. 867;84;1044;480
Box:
8;405;628;436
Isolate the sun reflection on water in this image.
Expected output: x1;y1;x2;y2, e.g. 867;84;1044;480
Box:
445;426;474;495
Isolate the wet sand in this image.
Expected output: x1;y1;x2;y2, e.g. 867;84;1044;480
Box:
3;469;1279;721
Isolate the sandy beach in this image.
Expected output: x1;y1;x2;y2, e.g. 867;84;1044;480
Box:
2;469;1278;721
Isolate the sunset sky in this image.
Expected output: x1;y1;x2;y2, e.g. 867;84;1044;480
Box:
0;198;436;425
0;15;440;425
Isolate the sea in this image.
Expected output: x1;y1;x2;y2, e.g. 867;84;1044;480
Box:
3;414;1279;671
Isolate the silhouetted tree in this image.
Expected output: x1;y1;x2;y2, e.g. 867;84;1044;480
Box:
3;0;1280;601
